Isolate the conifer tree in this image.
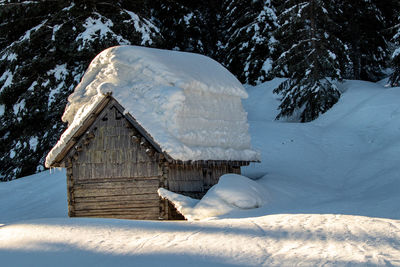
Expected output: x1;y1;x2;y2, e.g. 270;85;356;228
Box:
389;14;400;86
340;0;390;81
149;0;221;57
273;0;347;122
0;0;161;180
219;0;278;84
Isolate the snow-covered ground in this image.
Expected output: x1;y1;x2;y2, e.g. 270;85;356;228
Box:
1;79;400;266
242;79;400;220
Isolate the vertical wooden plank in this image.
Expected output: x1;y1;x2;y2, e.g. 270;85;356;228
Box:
122;160;129;177
116;162;122;178
73;163;79;180
103;161;109;178
95;128;102;150
131;143;137;163
80;163;86;179
120;144;125;163
100;163;106;179
79;163;85;180
110;162;116;178
139;162;145;177
129;161;135;177
63;99;182;220
66;166;75;217
103;134;108;151
85;149;91;163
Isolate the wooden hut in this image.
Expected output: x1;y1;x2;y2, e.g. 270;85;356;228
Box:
46;46;259;220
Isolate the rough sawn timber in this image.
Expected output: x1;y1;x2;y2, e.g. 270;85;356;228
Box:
65;98;162;220
58;96;251;220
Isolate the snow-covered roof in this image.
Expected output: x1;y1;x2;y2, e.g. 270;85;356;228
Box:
45;45;260;167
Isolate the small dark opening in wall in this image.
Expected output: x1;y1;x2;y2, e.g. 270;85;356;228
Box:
168;201;185;220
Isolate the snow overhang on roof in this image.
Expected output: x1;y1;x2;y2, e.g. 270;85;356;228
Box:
45;45;260;167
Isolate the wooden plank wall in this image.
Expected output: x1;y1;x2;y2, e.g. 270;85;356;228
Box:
63;98;246;220
168;163;241;199
67;101;162;220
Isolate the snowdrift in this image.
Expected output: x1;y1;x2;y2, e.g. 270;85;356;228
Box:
158;174;268;220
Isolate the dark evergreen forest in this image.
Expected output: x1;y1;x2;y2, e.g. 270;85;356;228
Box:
0;0;399;180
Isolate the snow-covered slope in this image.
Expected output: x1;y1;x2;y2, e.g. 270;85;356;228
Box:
46;46;259;167
240;79;400;220
0;169;67;223
2;79;400;266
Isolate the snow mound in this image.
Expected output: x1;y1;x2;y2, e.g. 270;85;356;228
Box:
0;169;67;223
159;174;268;220
46;45;259;167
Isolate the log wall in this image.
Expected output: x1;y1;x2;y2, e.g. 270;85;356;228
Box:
168;163;241;199
62;97;246;220
66;100;163;220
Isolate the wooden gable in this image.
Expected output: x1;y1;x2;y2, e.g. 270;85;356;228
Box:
64;98;166;220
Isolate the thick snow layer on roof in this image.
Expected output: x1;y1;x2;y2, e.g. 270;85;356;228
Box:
46;45;259;167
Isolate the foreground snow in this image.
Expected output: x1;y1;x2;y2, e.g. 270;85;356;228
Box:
1;79;400;266
1;215;400;267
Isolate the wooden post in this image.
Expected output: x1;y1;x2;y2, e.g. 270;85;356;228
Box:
159;159;169;219
66;159;75;217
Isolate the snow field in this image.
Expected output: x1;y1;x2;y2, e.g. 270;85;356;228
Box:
1;214;399;266
240;79;400;220
2;79;400;266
